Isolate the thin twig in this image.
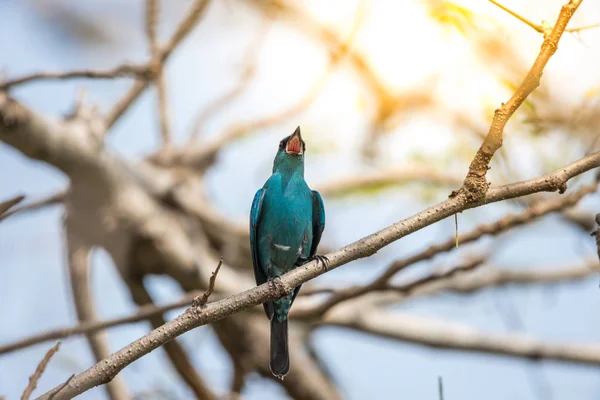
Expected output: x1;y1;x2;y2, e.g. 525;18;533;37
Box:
0;191;64;222
386;257;486;293
47;375;74;400
438;376;444;400
193;257;223;307
0;65;149;91
0;194;25;217
399;261;598;299
489;0;599;35
489;0;545;33
21;341;61;400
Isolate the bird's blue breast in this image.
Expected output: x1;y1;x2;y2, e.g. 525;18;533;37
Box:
257;172;313;278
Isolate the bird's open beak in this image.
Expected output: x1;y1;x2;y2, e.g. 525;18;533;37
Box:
285;126;303;155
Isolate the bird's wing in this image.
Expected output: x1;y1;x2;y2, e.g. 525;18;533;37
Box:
310;190;326;257
250;188;274;319
290;190;326;307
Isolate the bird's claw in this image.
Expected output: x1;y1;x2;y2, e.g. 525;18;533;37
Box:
298;255;330;271
315;255;330;271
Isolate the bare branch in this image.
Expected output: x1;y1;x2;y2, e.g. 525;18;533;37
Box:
459;0;583;202
37;152;600;400
0;289;207;355
0;191;64;222
146;0;171;148
65;226;129;400
193;257;223;307
47;375;74;400
408;261;598;298
489;0;598;35
106;0;211;129
0;65;149;91
0;194;25;217
21;341;60;400
322;307;600;365
489;0;546;33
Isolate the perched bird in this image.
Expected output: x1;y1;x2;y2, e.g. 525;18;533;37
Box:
249;126;327;379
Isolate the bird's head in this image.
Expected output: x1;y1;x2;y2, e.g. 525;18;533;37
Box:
272;126;306;173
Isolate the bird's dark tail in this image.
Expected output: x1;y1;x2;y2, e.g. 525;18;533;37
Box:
270;318;289;379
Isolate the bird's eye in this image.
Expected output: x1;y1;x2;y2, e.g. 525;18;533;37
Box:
278;140;286;150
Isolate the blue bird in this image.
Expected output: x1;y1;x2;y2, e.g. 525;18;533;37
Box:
250;126;327;379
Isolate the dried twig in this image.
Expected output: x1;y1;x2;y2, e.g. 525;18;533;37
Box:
47;375;74;400
21;341;61;400
0;194;25;217
400;261;598;299
459;0;583;201
193;257;224;307
0;65;149;91
0;191;64;222
489;0;598;35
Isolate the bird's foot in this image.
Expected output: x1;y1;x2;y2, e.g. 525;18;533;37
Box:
268;276;291;296
297;255;330;272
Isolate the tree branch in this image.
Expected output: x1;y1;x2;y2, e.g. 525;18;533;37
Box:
489;0;598;35
146;0;171;148
0;194;25;218
64;225;129;400
0;65;149;91
38;152;600;400
322;307;600;366
295;177;599;318
459;0;583;201
0;191;64;222
21;342;60;400
403;261;598;298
